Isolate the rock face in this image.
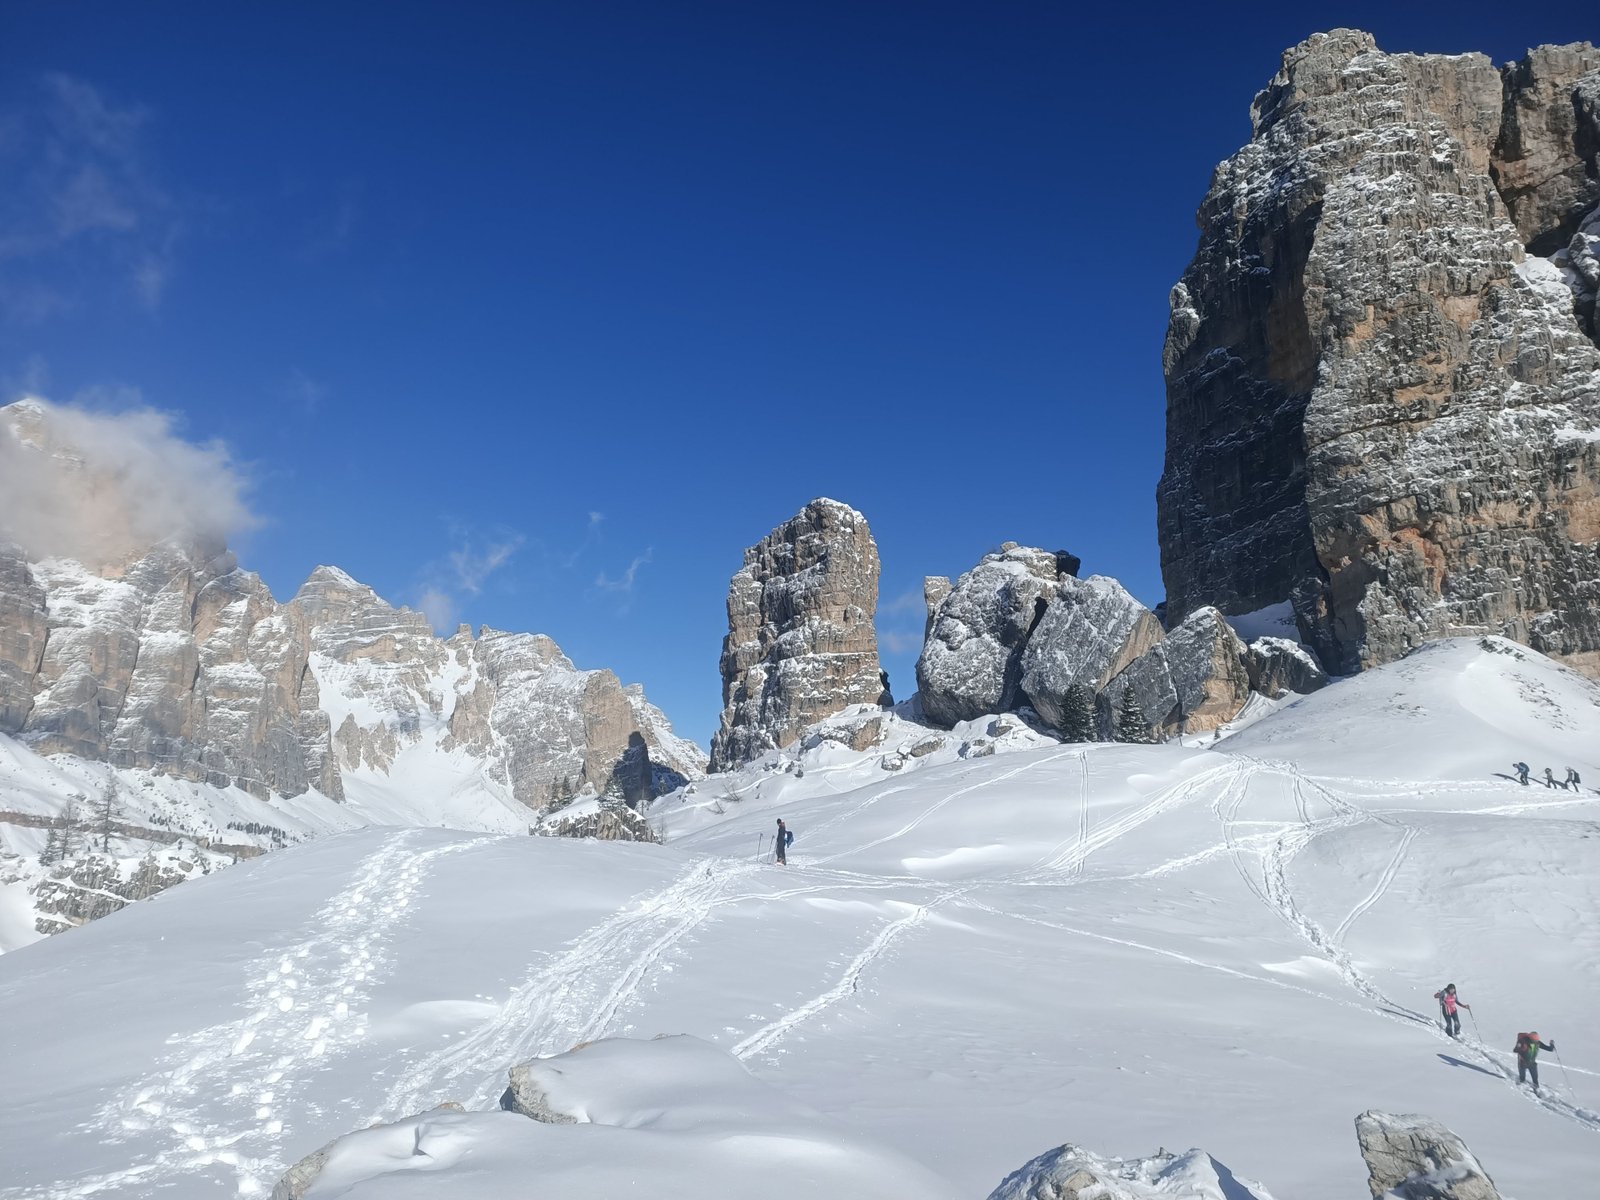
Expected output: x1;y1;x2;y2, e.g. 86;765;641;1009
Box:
0;402;703;813
1019;574;1166;728
1354;1110;1501;1200
1160;31;1600;681
917;544;1078;727
1247;636;1330;698
709;499;883;772
1100;608;1254;738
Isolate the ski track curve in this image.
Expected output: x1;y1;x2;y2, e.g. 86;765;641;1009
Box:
375;856;761;1119
10;831;487;1200
1331;824;1418;944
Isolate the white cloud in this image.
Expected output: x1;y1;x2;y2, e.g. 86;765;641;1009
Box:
881;587;928;617
0;74;180;319
595;551;652;594
418;587;459;633
0;393;257;564
882;629;923;655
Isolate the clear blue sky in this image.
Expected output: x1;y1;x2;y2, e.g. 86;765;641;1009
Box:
1;2;1590;747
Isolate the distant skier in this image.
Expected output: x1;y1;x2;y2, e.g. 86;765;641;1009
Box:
1432;984;1471;1038
774;818;792;866
1515;1031;1555;1091
1543;767;1557;789
1565;767;1581;791
1513;762;1530;786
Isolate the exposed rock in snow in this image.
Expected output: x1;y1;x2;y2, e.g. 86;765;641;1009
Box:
1020;574;1165;728
270;1103;466;1200
1101;607;1253;738
923;574;951;641
539;797;661;843
917;544;1077;728
0;544;47;734
709;498;884;772
985;1142;1277;1200
1159;30;1600;681
1247;636;1330;699
1354;1110;1501;1200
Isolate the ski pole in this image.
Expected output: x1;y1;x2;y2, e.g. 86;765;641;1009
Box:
1555;1050;1579;1104
757;834;765;861
1468;1009;1482;1043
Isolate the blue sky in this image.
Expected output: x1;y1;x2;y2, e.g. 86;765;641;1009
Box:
1;2;1591;747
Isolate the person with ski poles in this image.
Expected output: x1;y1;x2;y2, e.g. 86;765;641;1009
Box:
774;818;791;866
1515;1031;1555;1091
1432;984;1471;1038
1543;766;1558;788
1565;766;1582;790
1512;761;1530;786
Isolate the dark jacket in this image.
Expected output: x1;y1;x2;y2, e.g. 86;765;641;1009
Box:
1516;1037;1554;1062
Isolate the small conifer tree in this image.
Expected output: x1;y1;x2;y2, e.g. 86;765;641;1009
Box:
1059;684;1098;743
1113;688;1152;744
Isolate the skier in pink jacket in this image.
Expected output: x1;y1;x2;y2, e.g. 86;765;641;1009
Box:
1433;983;1471;1038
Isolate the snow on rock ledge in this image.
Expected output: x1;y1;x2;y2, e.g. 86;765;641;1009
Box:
273;1036;960;1200
985;1142;1277;1200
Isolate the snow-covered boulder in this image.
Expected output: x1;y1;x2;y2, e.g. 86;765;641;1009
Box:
1354;1110;1501;1200
917;544;1078;728
985;1142;1277;1200
1020;574;1165;729
1246;636;1329;698
1101;607;1253;738
272;1036;960;1200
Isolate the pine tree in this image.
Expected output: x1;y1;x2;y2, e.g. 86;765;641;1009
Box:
41;825;62;866
59;799;82;861
95;779;119;852
1058;684;1098;743
1113;688;1151;745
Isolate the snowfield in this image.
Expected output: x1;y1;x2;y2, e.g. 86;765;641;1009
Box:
0;637;1596;1198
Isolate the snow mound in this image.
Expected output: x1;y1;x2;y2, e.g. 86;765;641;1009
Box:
279;1035;958;1200
1221;637;1600;783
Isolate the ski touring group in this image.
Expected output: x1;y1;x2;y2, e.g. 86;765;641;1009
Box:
1510;762;1582;790
1433;984;1563;1094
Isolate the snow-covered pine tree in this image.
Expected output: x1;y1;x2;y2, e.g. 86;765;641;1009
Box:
95;780;119;852
1059;684;1098;743
1113;688;1151;744
40;825;62;866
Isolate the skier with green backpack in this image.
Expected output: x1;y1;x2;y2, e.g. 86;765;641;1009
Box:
1514;1031;1556;1092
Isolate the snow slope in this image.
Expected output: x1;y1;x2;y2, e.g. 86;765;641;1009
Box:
0;638;1596;1198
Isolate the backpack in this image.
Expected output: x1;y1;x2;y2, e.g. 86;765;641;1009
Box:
1515;1033;1533;1055
785;830;794;848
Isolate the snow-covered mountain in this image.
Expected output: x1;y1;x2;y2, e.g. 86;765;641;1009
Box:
0;636;1594;1198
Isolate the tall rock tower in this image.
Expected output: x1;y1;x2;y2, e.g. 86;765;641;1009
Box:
1158;30;1600;676
709;498;884;772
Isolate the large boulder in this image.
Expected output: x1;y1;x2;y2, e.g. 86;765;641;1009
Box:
917;544;1078;728
1159;32;1600;681
1019;575;1165;729
1101;608;1253;738
1246;636;1330;698
1354;1110;1501;1200
709;499;883;771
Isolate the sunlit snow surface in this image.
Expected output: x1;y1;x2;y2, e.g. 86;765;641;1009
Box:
0;637;1597;1198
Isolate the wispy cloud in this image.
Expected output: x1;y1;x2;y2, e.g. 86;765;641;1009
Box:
283;368;329;416
882;629;923;655
416;530;525;633
595;550;652;595
0;74;182;319
881;587;928;617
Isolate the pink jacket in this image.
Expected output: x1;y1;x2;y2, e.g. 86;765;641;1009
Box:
1435;990;1466;1014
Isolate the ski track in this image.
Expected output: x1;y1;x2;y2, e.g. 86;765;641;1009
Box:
732;889;955;1062
1331;824;1418;944
375;856;761;1119
1234;761;1600;1134
8;831;487;1200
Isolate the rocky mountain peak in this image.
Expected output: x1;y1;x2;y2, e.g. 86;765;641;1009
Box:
1160;29;1600;679
709;498;884;772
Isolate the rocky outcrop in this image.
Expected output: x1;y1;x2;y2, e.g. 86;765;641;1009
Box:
1020;575;1165;728
1355;1110;1501;1200
1247;636;1330;698
923;575;951;642
1100;608;1254;738
917;544;1077;727
710;499;882;772
1160;31;1600;681
1492;44;1600;255
270;1103;466;1200
986;1143;1274;1200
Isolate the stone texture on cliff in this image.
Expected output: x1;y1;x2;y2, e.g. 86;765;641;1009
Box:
1246;636;1330;698
1101;607;1254;738
1355;1110;1500;1200
1160;30;1600;681
1492;43;1600;255
0;545;48;734
1019;575;1165;729
709;498;882;772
